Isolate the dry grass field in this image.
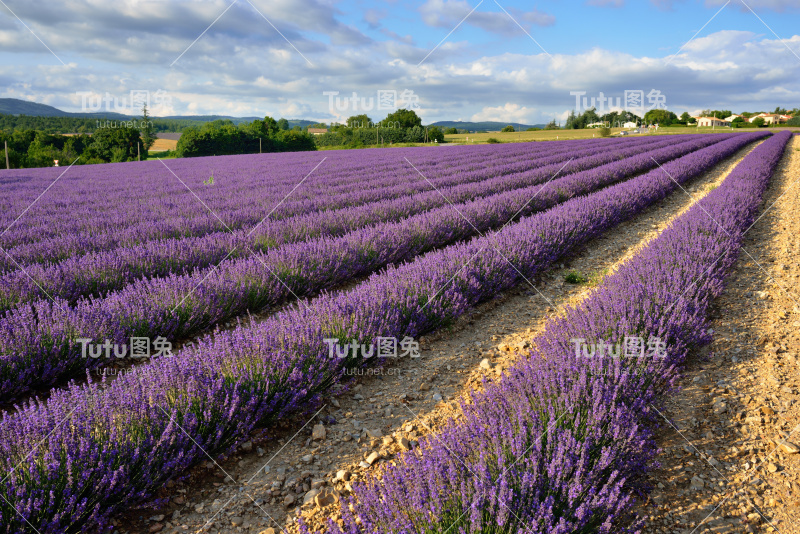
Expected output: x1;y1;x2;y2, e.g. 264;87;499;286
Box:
149;137;178;151
445;128;625;143
445;126;799;144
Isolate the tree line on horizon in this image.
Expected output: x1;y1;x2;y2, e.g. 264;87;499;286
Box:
3;105;798;168
175;109;443;156
0;108;449;167
0;106;161;168
174;117;316;157
0;113;203;135
0;122;150;169
311;109;445;148
560;106;799;130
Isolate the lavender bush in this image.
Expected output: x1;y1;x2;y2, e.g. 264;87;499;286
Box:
0;136;659;270
0;132;770;532
0;136;691;309
0;135;727;400
314;130;791;533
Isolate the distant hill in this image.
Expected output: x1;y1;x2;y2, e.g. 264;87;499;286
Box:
0;98;131;119
431;120;545;132
159;117;317;128
0;99;319;128
3;98;541;133
287;119;317;129
160;114;261;124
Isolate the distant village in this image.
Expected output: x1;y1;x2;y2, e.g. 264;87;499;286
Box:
693;112;794;128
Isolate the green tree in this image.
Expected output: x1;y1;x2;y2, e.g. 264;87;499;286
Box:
242;117;279;139
346;114;373;129
382;109;422;129
250;116;279;137
565;107;601;129
176;122;280;158
601;111;619;126
752;117;765;127
277;118;290;131
427;126;444;142
0;129;94;168
140;105;156;150
404;125;426;142
84;124;144;162
25;133;63;168
622;111;641;124
564;110;579;129
701;109;732;120
444;127;458;134
679;112;692;124
174;127;200;158
544;119;559;130
278;130;317;151
583;107;600;125
501;125;515;132
643;109;678;125
263;116;279;134
63;135;89;161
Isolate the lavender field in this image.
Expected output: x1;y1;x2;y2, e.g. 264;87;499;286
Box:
0;131;792;533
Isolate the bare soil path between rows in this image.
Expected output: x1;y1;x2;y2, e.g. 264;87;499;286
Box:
110;139;768;534
636;136;800;534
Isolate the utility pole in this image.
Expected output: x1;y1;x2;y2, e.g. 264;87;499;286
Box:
4;141;8;170
259;138;262;154
137;142;141;161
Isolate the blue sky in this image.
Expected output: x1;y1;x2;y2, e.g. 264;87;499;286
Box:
0;0;798;124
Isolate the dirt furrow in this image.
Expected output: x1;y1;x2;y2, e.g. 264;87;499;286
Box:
637;136;800;534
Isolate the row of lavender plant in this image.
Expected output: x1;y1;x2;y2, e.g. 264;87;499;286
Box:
0;131;768;533
0;137;676;277
0;142;520;223
0;137;637;257
0;135;705;309
315;130;792;533
1;142;548;251
0;142;542;259
0;136;672;273
0;136;574;217
0;135;730;400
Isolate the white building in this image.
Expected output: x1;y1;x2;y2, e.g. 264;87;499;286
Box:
697;117;731;127
747;113;786;125
623;121;637;128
